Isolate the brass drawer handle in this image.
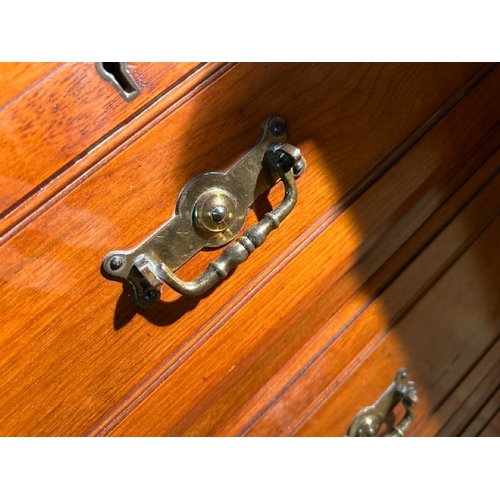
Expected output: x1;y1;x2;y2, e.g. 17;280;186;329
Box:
346;368;418;437
157;155;297;297
101;116;305;307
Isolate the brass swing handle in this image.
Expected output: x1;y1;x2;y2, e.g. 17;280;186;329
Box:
346;368;418;437
156;154;298;296
101;115;305;308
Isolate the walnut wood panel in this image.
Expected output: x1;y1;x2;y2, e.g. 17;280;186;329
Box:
0;63;64;109
0;63;492;436
0;62;200;214
105;73;500;436
292;215;500;436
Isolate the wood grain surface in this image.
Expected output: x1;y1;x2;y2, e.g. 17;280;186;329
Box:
106;65;500;436
0;62;498;436
223;149;500;437
294;214;500;436
0;62;202;215
223;159;500;436
0;62;63;108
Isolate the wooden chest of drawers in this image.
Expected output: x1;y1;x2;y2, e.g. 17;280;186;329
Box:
1;62;499;436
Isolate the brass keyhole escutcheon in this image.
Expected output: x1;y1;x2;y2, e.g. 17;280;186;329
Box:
95;62;140;102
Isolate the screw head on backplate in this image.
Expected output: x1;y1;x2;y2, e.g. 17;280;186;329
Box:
270;120;286;137
109;255;124;271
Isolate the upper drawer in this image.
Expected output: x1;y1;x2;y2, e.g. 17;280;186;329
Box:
0;62;201;215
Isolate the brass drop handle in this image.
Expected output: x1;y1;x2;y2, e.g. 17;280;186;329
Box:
101;116;305;308
346;368;418;437
156;156;298;296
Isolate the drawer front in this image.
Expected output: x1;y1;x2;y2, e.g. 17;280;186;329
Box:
0;62;498;436
0;62;221;231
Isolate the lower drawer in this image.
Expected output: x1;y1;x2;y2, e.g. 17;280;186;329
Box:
294;168;500;437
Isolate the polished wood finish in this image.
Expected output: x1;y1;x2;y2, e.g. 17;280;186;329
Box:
0;63;228;241
0;62;201;214
230;151;500;437
295;215;500;436
0;62;62;108
0;62;498;436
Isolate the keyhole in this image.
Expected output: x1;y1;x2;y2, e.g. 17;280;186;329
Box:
95;62;140;102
